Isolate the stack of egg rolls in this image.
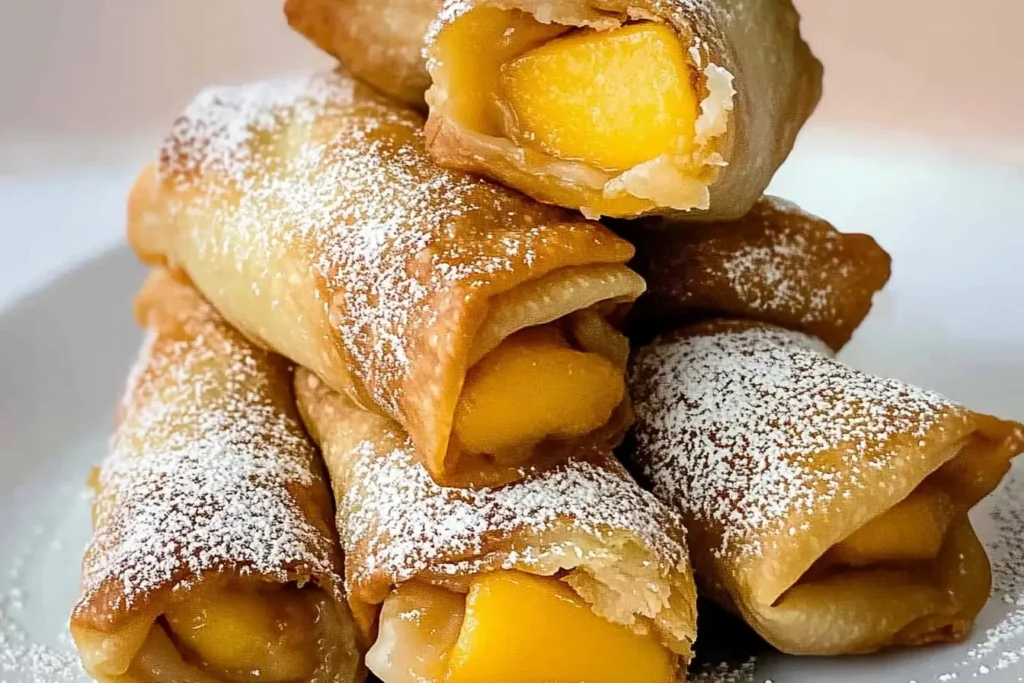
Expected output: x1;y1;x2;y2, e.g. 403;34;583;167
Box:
65;1;1024;679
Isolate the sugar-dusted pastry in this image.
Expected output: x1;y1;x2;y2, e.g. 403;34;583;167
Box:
423;0;822;219
627;196;892;350
284;0;437;108
295;368;697;683
629;319;1024;655
128;70;645;487
70;271;362;683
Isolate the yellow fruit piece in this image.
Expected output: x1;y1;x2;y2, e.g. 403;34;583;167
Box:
502;22;698;171
434;7;568;134
452;325;624;458
827;485;956;567
163;587;316;681
447;571;675;683
366;582;466;683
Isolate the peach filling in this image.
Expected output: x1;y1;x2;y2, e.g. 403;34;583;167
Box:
824;483;956;567
163;585;319;681
452;325;624;461
367;571;674;683
435;8;698;172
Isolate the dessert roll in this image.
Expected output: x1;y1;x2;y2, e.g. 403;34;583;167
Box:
295;368;697;683
627;196;892;350
128;70;645;487
70;271;362;683
284;0;437;108
424;0;822;219
629;319;1024;655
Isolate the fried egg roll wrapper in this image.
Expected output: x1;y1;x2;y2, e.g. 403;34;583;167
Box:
295;369;697;683
424;0;822;219
626;196;892;350
285;0;438;108
70;271;362;682
629;320;1024;655
127;70;644;487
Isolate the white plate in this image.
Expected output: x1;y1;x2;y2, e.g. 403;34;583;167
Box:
1;135;1023;683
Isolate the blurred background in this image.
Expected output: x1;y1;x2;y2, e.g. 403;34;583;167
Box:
0;0;1021;313
1;0;1021;171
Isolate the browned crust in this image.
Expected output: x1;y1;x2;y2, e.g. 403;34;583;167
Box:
284;0;437;109
626;196;893;350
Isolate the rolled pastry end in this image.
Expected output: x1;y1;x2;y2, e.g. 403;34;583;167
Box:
759;515;991;656
746;380;1020;655
72;581;350;683
368;572;677;683
71;272;361;683
630;320;1024;656
296;370;697;681
427;264;645;487
744;394;1024;654
426;5;733;218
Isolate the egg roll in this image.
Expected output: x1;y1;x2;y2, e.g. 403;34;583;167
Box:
127;70;645;487
295;368;697;683
70;271;362;683
629;319;1024;655
627;196;892;350
423;0;822;219
284;0;437;108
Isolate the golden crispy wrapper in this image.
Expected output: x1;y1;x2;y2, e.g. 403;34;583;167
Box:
424;0;822;219
127;70;644;487
627;196;892;350
284;0;437;109
295;368;697;678
629;319;1024;655
70;271;362;683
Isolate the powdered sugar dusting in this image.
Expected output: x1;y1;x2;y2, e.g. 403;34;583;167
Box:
75;297;340;615
951;469;1024;678
630;323;959;558
0;594;83;683
632;196;891;351
721;198;870;330
157;71;612;421
342;439;688;589
689;657;759;683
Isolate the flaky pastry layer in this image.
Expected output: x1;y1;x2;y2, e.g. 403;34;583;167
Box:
285;0;438;108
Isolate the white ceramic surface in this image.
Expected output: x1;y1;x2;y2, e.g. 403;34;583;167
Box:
1;1;1023;682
